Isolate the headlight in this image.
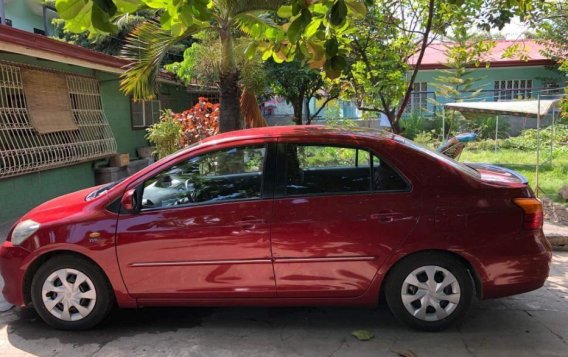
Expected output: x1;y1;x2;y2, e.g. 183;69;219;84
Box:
11;220;40;245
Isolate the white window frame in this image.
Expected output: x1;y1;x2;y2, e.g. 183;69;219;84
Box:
131;99;161;128
494;80;533;101
408;82;428;113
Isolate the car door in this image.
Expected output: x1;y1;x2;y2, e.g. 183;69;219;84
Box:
115;143;277;300
270;140;420;298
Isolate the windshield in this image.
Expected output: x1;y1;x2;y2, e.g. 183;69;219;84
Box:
396;136;481;179
85;178;125;201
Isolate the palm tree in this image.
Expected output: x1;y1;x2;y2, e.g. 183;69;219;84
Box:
121;1;285;132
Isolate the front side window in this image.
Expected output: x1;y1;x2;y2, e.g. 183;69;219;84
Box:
284;144;408;196
141;145;266;209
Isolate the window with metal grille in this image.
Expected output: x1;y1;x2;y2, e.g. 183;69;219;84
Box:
131;100;161;128
0;62;117;179
493;80;533;101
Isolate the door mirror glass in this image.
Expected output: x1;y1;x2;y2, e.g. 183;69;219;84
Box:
121;188;139;213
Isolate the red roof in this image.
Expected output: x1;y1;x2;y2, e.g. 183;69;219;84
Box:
0;25;129;72
409;39;556;70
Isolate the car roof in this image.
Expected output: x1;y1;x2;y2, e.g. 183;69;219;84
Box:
199;125;397;146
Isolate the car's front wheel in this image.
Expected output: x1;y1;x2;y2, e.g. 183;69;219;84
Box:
385;252;474;331
31;255;114;330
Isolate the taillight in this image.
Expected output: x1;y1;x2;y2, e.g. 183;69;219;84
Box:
513;198;543;230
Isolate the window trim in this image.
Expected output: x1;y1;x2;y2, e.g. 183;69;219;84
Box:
130;99;161;129
135;143;274;213
493;79;533;101
274;142;412;199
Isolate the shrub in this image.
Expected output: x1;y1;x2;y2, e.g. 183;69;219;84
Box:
464;116;511;139
145;97;220;159
503;124;568;150
145;109;183;159
177;97;220;146
401;114;424;140
413;130;438;148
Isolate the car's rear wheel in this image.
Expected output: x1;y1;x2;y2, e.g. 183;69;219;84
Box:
385;252;474;331
31;255;114;330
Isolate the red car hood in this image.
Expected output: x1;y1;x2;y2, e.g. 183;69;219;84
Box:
20;186;101;224
466;163;528;186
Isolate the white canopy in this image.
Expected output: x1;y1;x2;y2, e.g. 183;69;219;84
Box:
444;99;561;118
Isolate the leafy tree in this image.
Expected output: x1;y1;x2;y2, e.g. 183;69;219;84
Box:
49;8;151;56
165;33;269;128
265;60;339;124
55;0;538;133
533;0;568;118
339;0;542;133
55;0;288;132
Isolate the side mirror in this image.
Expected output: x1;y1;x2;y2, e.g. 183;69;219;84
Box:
121;188;139;213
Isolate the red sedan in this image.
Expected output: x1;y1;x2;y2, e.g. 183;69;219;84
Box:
0;126;551;331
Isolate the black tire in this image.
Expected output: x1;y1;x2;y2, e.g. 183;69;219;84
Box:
385;252;474;332
30;255;114;330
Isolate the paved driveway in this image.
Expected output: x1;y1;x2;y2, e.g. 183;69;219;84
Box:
0;252;566;357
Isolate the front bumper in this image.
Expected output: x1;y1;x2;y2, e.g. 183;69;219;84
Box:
0;241;30;306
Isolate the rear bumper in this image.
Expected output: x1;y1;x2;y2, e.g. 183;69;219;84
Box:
480;251;551;299
0;241;30;306
473;231;552;299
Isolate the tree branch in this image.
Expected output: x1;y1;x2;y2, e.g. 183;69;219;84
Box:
309;95;339;123
395;0;435;122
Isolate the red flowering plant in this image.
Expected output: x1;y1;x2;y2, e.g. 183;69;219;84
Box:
176;97;220;147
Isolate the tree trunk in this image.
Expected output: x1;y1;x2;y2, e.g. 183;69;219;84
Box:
386;109;402;134
219;70;241;132
305;98;311;125
292;95;304;125
219;26;241;132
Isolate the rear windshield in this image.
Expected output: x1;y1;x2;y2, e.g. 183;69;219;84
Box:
397;137;481;179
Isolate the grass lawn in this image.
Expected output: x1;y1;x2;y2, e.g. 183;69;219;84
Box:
459;148;568;204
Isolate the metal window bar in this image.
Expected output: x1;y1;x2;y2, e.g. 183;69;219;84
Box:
0;62;117;179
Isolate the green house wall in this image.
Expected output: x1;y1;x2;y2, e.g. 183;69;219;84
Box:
3;0;45;33
412;65;565;114
0;53;176;224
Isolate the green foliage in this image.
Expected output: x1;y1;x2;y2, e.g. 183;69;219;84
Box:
534;1;568;62
502;125;568;150
413;130;438;147
145;110;182;159
165;35;269;95
297;146;366;168
49;10;152;55
463;116;511;139
400;114;425;140
265;59;339;124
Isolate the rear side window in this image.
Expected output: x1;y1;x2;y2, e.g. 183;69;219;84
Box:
283;144;408;196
